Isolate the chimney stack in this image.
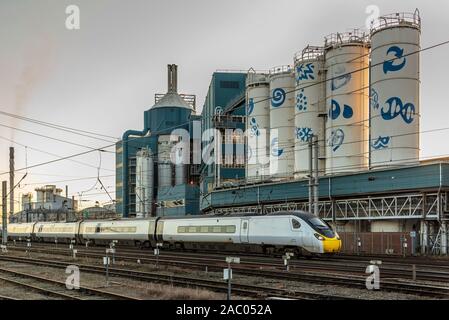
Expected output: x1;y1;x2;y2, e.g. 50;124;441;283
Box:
167;64;178;93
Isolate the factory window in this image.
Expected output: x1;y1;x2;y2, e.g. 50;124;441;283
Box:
292;219;301;229
220;81;239;89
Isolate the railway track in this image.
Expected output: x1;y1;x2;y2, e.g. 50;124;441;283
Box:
0;254;356;300
8;243;449;284
0;265;141;300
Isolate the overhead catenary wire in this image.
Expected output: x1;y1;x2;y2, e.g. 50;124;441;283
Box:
0;110;119;142
0;135;115;172
0;122;115;153
0;118;196;177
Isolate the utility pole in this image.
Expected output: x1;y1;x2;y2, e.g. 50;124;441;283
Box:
313;135;319;216
2;181;7;245
9;147;14;219
308;139;313;214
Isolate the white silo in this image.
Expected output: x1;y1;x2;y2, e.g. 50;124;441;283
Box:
269;66;295;179
324;30;370;174
370;12;421;168
136;148;154;217
246;70;270;181
293;46;326;178
158;135;173;188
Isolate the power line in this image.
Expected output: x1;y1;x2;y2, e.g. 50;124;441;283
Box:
0;110;118;142
0;119;194;176
0;135;115;172
0;122;115;153
21;175;115;186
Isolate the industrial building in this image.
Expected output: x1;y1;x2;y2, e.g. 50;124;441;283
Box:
116;11;448;254
21;185;78;211
116;64;201;217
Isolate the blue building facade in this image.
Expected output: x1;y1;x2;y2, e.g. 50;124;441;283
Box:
116;65;200;217
200;72;247;197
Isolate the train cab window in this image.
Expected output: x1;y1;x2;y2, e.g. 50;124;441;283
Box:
292;219;301;229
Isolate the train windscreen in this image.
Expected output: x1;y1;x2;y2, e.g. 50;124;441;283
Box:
308;217;335;238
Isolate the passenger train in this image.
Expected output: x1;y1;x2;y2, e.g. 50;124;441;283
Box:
2;211;341;256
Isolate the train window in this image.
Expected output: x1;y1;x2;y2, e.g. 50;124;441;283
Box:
212;226;221;233
188;226;196;233
292;219;301;229
177;226;186;233
95;226;101;233
242;222;248;230
225;225;236;233
200;226;209;233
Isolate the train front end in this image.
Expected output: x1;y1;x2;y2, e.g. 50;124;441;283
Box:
308;217;342;254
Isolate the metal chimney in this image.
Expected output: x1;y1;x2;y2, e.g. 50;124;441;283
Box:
167;64;178;93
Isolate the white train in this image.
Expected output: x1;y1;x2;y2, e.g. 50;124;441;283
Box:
4;211;341;255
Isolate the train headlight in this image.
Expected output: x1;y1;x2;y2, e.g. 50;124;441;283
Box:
314;233;324;241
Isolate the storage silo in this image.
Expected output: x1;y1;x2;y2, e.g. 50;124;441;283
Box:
246;70;270;181
324;30;370;174
370;12;421;168
135;147;153;217
158;135;173;188
293;46;326;178
269;66;295;178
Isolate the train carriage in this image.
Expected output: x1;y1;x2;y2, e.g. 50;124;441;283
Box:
7;222;36;241
158;211;341;255
4;210;341;256
79;218;157;247
33;222;80;244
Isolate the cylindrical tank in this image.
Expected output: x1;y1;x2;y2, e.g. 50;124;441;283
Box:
293;46;326;178
136;148;154;217
324;31;370;174
269;66;295;179
158;135;173;188
370;12;421;168
246;71;270;182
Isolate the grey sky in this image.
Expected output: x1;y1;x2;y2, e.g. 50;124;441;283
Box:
0;0;448;209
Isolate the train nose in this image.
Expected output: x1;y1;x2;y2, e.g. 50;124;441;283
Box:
323;238;342;253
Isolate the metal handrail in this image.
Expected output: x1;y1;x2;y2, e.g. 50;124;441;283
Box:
370;11;421;34
246;72;269;87
294;45;325;63
324;29;369;47
269;65;293;75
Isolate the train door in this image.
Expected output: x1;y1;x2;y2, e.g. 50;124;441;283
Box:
240;219;249;243
156;220;164;242
291;218;304;247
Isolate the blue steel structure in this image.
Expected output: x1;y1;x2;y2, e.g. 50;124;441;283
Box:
200;163;449;212
116;65;200;217
200;72;247;198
